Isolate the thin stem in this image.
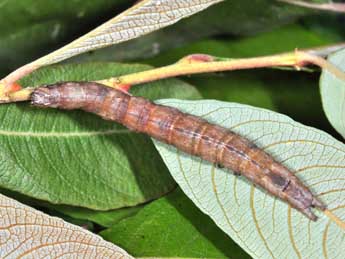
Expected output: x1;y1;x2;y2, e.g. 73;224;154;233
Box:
278;0;345;13
98;53;298;87
98;50;345;89
5;88;35;103
2;49;345;103
0;63;39;90
296;51;345;81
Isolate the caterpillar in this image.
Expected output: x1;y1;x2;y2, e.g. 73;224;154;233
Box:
31;81;326;221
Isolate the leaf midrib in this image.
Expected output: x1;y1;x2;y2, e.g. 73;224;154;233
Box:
0;129;130;137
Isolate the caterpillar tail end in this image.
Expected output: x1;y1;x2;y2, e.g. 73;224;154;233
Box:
303;207;317;222
312;197;327;211
302;198;326;221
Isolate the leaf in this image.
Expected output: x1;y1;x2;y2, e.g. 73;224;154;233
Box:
8;0;223;77
187;71;335;135
147;24;333;66
0;0;131;72
54;204;144;228
320;48;345;138
153;99;345;259
0;187;140;228
100;188;250;259
0;193;133;258
0;0;314;76
0;62;200;210
2;0;224;85
74;1;313;64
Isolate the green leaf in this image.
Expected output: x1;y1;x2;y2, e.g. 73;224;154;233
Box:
47;210;96;231
0;62;201;210
153;99;345;259
0;186;141;227
190;72;338;136
0;0;131;73
320;48;345;138
100;188;250;259
147;24;333;66
53;204;144;228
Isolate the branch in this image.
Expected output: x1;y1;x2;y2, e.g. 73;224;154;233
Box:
98;51;345;89
278;0;345;13
98;53;299;87
0;0;223;95
2;47;345;104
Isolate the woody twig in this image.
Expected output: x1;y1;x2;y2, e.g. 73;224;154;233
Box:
3;44;345;103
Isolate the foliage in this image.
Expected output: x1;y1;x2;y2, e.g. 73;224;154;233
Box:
320;48;345;138
101;188;250;259
0;1;344;258
154;99;345;259
0;63;199;209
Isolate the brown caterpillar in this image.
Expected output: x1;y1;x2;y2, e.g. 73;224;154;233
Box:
31;82;326;220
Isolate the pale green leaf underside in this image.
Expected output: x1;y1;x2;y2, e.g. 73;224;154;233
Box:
36;0;224;66
2;0;223;83
320;48;345;138
154;99;345;259
0;193;133;258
